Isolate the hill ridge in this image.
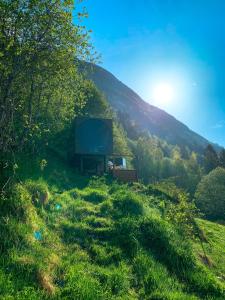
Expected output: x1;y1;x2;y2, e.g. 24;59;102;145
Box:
81;62;221;153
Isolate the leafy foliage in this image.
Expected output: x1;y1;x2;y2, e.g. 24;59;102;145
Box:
204;144;219;173
130;135;202;194
219;148;225;168
0;0;95;186
195;167;225;220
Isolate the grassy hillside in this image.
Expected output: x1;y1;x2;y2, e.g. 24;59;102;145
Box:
193;219;225;281
0;154;224;300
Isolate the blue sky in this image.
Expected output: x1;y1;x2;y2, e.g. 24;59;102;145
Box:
81;0;225;146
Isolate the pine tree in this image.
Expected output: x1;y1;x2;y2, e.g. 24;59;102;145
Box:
219;149;225;168
204;144;219;173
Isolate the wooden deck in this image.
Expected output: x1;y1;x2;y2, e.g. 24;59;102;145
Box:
111;169;138;183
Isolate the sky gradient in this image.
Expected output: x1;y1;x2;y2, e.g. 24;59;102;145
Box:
82;0;225;146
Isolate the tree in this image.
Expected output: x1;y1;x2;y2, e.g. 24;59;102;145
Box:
172;158;188;188
160;157;173;179
219;149;225;168
0;0;93;154
117;111;141;140
132;137;156;183
204;144;219;173
195;167;225;220
0;0;95;188
185;152;202;195
75;80;110;118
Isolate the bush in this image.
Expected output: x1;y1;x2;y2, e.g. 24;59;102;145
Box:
195;167;225;220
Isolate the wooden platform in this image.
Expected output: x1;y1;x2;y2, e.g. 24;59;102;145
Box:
111;169;138;183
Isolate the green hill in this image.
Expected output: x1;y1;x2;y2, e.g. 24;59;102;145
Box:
81;62;222;153
1;2;225;298
0;153;224;300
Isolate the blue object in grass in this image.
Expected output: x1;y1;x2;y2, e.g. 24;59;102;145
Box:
55;204;61;210
55;279;65;287
34;231;42;241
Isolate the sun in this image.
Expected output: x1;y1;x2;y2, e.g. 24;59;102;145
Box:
153;82;174;104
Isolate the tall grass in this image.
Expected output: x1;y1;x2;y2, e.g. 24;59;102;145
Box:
0;166;224;299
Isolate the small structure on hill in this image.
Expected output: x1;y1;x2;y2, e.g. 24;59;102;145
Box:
72;117;112;174
71;117;137;182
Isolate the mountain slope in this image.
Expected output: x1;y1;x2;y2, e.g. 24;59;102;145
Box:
1;152;224;299
81;62;219;153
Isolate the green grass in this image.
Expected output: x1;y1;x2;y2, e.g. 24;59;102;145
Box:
0;154;225;299
193;218;225;281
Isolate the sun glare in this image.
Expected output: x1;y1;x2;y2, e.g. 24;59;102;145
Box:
153;82;175;104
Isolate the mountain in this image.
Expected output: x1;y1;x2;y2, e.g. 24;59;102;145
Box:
81;62;220;153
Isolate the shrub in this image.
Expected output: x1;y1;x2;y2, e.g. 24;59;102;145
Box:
195;167;225;220
166;192;199;238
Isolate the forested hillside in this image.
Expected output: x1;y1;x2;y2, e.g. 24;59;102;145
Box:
80;62;222;153
0;1;225;299
79;62;225;195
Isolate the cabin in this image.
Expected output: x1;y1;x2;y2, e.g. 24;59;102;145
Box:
72;117;112;174
70;117;137;183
